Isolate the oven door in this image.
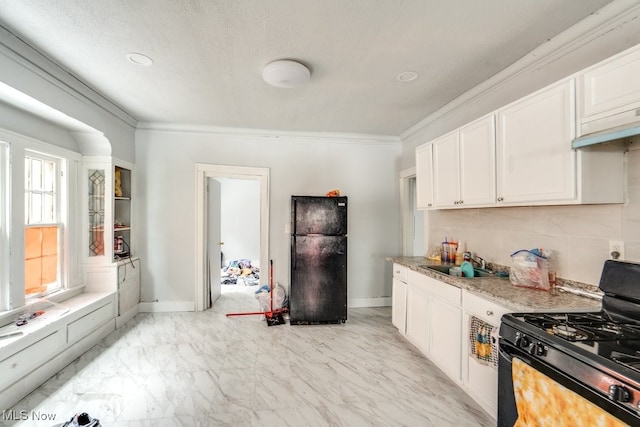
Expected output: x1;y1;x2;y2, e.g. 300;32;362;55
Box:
498;339;632;426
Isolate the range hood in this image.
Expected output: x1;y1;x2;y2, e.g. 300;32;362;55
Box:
572;108;640;149
572;122;640;149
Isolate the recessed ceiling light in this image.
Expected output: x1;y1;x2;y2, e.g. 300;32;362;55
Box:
126;53;153;66
396;71;419;82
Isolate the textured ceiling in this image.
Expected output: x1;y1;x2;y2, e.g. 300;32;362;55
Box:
0;0;615;136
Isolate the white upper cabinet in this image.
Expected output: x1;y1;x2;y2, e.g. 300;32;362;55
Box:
433;115;496;208
459;115;496;206
433;131;461;207
496;80;576;205
414;43;637;210
579;44;640;134
416;143;434;209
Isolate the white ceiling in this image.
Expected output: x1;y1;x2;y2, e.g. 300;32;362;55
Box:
0;0;617;137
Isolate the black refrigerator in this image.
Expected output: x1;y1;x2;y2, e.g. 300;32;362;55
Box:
290;196;347;324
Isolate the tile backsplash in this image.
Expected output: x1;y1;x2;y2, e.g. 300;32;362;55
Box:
427;138;640;286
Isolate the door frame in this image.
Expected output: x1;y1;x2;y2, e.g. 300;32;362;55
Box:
399;167;426;256
195;164;269;312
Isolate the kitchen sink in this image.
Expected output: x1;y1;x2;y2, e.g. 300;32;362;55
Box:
420;264;495;278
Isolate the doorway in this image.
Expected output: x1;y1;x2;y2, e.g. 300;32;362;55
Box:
400;167;426;256
195;164;269;312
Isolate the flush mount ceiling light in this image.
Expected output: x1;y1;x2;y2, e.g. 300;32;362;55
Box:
262;60;310;88
126;52;153;66
396;71;419;82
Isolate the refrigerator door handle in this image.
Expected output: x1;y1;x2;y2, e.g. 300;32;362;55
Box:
292;237;297;270
292;199;297;236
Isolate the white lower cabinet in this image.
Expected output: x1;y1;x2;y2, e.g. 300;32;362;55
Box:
462;291;511;419
392;277;408;335
392;264;408;335
429;289;462;383
406;270;462;383
399;268;510;419
406;271;431;355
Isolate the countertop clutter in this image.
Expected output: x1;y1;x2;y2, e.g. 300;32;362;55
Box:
386;256;602;313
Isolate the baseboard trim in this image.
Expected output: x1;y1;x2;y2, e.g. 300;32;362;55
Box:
139;300;195;313
348;297;391;308
116;304;140;328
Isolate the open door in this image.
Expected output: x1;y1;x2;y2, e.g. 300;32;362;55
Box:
207;178;222;307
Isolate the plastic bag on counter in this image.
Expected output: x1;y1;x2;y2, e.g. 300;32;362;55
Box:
509;249;552;291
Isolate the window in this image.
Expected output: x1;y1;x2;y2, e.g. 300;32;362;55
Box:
24;152;64;297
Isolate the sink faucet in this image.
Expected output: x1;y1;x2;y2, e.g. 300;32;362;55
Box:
472;255;486;270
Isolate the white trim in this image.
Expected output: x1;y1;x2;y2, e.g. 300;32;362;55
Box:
137;122;400;145
194;164;269;312
0;127;82;161
139;300;195;313
400;167;417;257
349;297;391;308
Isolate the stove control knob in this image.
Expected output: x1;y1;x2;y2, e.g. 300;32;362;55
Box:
533;342;547;356
609;384;631;402
517;335;530;349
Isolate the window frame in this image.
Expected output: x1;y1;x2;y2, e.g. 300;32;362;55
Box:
0;129;80;317
24;150;65;299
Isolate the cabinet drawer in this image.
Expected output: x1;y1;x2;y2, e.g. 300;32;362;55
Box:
427;276;461;306
0;331;64;391
463;292;510;325
393;263;408;282
67;301;114;343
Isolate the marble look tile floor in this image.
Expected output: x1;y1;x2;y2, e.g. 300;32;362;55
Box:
6;285;495;426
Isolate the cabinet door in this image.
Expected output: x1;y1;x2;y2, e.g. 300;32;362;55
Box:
459;115;496;207
415;143;434;209
392;278;407;335
406;281;430;355
432;131;461;207
497;80;576;204
581;45;640;121
429;296;462;383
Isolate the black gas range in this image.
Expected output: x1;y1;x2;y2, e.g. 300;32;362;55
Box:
498;260;640;426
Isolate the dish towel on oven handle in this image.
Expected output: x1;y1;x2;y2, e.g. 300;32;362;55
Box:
512;357;627;426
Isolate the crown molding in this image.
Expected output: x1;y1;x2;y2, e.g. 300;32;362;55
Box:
400;0;640;142
136;122;401;145
0;25;137;129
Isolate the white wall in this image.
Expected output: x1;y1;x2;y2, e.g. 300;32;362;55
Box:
218;178;260;267
135;128;402;308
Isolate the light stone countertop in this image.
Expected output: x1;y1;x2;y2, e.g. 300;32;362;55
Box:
387;256;602;313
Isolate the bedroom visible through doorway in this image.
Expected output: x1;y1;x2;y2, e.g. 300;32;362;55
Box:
215;178;261;289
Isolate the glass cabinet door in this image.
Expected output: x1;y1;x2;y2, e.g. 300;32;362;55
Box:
88;169;105;256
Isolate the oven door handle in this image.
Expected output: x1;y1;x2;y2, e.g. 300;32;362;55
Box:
498;344;514;362
499;340;534;365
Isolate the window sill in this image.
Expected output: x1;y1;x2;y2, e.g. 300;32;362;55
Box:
0;286;85;329
0;290;115;354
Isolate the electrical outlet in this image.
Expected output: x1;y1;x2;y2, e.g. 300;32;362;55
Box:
609;240;625;260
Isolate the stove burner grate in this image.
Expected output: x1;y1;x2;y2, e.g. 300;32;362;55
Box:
520;312;640;342
548;324;589;340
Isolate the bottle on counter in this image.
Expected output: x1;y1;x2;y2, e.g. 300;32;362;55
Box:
455;241;465;266
442;239;450;263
